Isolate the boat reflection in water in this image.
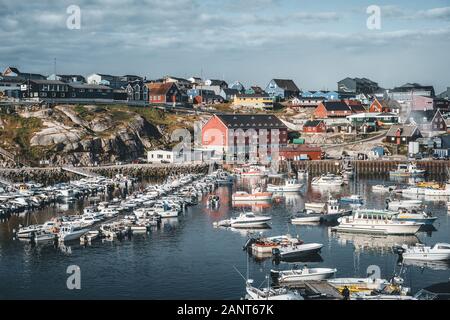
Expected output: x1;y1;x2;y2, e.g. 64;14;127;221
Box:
401;259;450;271
272;253;323;265
330;230;419;255
160;217;179;230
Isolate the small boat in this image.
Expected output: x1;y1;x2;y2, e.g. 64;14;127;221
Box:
80;230;100;244
328;277;409;296
230;212;272;228
249;234;302;255
245;280;303;300
272;243;323;259
400;243;450;261
387;199;422;211
32;230;56;242
372;185;396;193
232;188;272;202
271;266;337;283
331;209;422;235
311;173;344;187
340;195;364;204
267;179;303;193
390;163;426;177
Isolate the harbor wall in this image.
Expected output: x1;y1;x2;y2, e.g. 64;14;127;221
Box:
0;164;210;185
287;160;450;177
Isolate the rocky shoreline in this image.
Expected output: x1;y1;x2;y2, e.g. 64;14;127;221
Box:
0;163;211;185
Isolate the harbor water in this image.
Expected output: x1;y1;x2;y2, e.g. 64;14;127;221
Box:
1;176;450;299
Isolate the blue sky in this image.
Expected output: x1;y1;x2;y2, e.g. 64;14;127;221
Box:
1;0;449;92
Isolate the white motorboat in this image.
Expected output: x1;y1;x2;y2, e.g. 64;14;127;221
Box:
32;230;56;242
16;224;44;239
232;188;272;202
58;225;89;242
158;210;179;218
245;280;302;300
401;243;450;261
272;243;323;259
311;173;344;187
331;209;422;235
387;199;422;211
267;179;302;193
372;185;396;193
272;267;336;283
390;163;426;177
291;212;322;224
229;212;271;228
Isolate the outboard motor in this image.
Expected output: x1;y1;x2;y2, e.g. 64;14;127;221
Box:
243;238;256;251
272;248;281;257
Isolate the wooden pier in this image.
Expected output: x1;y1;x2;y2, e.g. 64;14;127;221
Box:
279;280;343;300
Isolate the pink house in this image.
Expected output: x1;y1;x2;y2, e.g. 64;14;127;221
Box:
411;95;434;111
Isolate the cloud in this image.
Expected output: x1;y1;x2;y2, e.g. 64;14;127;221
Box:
416;7;450;20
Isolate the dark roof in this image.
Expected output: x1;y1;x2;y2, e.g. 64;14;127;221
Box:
322;101;351;111
0;75;23;83
304;120;324;127
208;79;228;86
222;88;239;95
27;79;67;85
215;114;287;129
350;104;366;113
375;98;401;110
272;79;300;92
392;83;435;93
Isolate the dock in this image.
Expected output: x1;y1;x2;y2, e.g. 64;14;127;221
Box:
279;280;343;300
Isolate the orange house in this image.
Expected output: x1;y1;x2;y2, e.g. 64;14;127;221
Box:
314;101;352;118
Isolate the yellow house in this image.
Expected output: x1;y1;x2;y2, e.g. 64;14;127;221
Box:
233;94;273;109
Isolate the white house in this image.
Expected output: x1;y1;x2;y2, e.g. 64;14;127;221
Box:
147;150;174;164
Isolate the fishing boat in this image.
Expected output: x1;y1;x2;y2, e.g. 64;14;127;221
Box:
245;280;303;300
311;173;344;187
400;243;450;261
386;199;423;211
232;188;272;202
272;243;323;259
331;209;422;235
271;266;336;283
389;163;426;177
340;195;364;204
267;179;303;193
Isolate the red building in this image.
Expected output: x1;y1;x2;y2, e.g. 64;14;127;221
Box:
344;100;366;113
279;145;323;160
202;114;288;160
369;98;401;113
314;101;352;118
302;120;326;133
146;82;181;104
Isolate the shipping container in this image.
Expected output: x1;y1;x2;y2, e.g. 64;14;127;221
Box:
293;138;305;145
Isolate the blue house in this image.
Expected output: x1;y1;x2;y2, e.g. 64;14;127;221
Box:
265;79;300;100
302;91;314;98
323;91;339;100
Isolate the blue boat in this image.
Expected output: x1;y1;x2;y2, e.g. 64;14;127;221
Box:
340;195;364;204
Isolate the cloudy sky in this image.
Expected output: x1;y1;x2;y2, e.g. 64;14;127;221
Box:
1;0;450;92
